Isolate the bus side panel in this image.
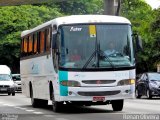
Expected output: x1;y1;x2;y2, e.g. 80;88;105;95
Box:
20;54;56;100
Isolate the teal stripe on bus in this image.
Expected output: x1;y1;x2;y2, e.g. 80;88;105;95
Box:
59;71;68;96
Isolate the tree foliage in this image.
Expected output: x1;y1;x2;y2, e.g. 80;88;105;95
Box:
54;0;103;15
149;9;160;66
0;5;63;72
121;0;159;72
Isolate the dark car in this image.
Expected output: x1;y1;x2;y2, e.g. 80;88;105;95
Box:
135;72;160;99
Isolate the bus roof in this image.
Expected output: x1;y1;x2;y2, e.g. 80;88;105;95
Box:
21;15;131;37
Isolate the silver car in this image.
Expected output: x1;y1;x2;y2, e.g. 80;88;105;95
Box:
12;74;21;92
0;74;16;96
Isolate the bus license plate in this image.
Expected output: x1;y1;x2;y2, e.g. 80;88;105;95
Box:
93;96;105;101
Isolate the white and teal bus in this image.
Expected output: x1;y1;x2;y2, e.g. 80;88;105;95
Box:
20;15;137;112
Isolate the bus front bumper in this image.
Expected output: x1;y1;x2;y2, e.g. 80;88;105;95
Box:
56;85;135;101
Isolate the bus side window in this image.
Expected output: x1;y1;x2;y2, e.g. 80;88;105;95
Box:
21;38;24;57
28;35;33;55
40;31;45;53
23;36;28;56
45;28;51;52
33;33;38;54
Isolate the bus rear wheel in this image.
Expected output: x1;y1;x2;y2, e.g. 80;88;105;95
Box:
112;99;124;111
30;85;40;107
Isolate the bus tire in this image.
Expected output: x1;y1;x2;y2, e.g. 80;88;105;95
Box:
12;92;15;96
30;85;39;108
39;99;48;108
112;99;123;111
52;93;62;112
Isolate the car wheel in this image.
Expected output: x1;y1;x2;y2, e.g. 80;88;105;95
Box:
135;89;142;98
147;89;152;99
8;92;11;95
112;99;124;111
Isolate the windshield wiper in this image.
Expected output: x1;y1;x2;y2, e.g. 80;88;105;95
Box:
82;50;115;69
82;50;97;69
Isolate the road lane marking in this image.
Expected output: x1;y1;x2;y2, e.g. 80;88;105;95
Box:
44;115;55;118
14;106;22;109
25;110;35;112
2;104;10;106
7;104;15;107
18;107;27;110
33;112;44;114
56;118;69;120
0;101;46;115
1;103;44;115
2;104;15;107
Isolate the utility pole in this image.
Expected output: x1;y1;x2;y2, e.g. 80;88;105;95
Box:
104;0;121;16
104;0;115;15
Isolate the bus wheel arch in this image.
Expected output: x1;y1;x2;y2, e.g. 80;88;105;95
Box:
29;82;32;98
49;81;53;100
29;82;36;107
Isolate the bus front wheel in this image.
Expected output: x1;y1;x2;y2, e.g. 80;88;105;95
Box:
52;93;62;112
111;99;124;111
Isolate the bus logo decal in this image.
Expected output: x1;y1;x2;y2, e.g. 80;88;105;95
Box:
70;27;82;32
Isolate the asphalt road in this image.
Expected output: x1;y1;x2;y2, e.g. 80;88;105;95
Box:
0;93;160;120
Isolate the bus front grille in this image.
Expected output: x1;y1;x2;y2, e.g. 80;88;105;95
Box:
82;80;116;84
78;90;120;96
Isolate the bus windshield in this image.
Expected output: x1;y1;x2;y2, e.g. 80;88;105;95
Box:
58;24;134;69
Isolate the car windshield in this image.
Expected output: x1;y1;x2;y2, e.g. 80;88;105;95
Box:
12;74;21;81
0;74;11;81
148;73;160;81
58;24;134;70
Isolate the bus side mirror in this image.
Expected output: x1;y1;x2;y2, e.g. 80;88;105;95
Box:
136;35;143;51
133;33;143;52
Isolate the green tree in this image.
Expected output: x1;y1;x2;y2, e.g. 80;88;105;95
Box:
54;0;103;15
149;8;160;69
0;5;63;72
121;0;158;72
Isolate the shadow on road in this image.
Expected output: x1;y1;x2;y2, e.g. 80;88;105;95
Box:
136;96;160;100
21;104;118;114
48;105;114;114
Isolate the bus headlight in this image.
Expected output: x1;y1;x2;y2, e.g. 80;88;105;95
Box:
117;79;135;86
60;80;81;87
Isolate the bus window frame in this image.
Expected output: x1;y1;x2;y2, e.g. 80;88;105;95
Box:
20;25;52;58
